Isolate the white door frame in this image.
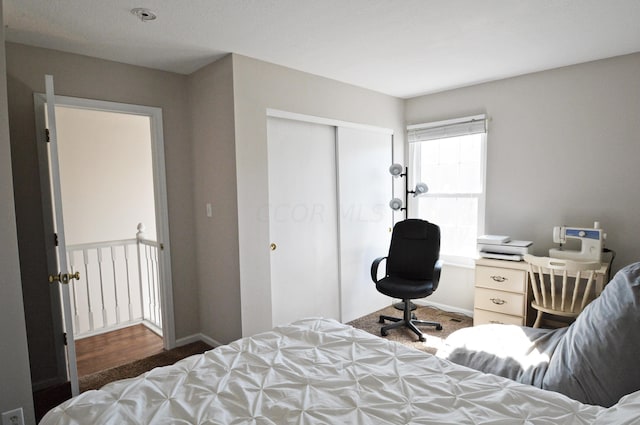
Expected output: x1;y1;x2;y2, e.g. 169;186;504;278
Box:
33;92;176;387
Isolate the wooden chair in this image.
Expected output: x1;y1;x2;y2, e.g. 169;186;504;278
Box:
524;254;601;328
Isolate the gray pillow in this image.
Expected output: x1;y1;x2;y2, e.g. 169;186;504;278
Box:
543;262;640;407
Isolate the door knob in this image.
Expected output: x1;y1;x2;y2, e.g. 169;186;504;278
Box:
49;271;80;284
270;243;277;251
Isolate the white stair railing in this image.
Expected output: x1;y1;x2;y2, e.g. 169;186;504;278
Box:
65;223;162;339
136;223;162;333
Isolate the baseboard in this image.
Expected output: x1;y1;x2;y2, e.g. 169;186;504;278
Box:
412;299;473;318
142;320;163;337
74;319;144;340
31;376;66;392
175;333;222;349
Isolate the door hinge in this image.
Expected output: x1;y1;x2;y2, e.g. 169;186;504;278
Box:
46;128;50;143
54;233;59;247
63;332;67;346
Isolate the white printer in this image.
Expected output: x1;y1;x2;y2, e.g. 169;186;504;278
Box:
477;235;532;261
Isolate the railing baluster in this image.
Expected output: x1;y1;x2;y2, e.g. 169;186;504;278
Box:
124;244;134;322
136;236;146;325
111;246;120;324
154;245;162;329
145;244;152;324
97;247;108;327
83;249;94;332
146;244;155;325
152;245;159;327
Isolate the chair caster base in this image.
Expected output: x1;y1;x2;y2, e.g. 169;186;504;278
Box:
378;300;442;342
379;319;441;342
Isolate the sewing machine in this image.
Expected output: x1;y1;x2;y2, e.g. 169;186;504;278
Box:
549;221;605;262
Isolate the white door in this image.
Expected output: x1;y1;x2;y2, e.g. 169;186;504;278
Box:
336;127;393;322
267;117;340;326
43;75;80;396
36;76;175;396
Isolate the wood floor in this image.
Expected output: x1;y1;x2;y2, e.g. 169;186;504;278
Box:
75;324;164;376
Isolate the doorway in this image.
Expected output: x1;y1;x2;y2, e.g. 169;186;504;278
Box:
33;94;175;393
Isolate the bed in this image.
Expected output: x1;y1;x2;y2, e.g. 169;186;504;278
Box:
40;317;639;424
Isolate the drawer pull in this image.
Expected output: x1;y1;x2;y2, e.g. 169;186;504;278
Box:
489;320;504;324
490;298;506;305
490;275;507;282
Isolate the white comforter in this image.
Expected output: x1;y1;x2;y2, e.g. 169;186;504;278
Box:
40;318;640;424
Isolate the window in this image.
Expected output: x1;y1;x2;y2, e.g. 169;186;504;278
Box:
408;115;487;264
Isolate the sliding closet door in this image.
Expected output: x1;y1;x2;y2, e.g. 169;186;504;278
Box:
337;127;393;323
267;117;340;327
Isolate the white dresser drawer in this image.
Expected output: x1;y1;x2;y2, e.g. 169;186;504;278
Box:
473;308;524;326
474;287;525;317
476;266;527;293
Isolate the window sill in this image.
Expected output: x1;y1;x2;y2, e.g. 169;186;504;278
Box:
439;255;476;269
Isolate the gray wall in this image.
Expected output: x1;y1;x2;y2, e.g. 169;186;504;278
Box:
7;31;638;418
406;52;640;275
0;4;36;425
188;55;242;344
231;54;406;336
5;43;199;387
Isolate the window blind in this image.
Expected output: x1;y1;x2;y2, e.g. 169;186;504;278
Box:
407;114;487;143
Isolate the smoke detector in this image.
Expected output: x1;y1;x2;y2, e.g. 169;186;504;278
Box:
131;8;157;22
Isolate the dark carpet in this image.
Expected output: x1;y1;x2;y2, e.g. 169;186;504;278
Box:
80;305;472;392
347;304;473;355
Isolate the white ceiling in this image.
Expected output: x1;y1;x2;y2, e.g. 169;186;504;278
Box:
4;0;640;98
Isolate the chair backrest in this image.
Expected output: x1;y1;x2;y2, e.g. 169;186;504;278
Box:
524;254;601;316
386;219;440;281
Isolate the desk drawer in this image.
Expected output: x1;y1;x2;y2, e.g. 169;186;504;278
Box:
474;308;524;326
476;266;527;293
474;287;525;317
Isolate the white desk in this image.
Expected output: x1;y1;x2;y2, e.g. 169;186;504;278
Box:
473;256;611;327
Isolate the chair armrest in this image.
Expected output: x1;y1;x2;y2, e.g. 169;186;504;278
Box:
433;259;443;290
371;257;387;283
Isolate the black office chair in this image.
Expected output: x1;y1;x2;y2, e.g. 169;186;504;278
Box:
371;219;443;342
